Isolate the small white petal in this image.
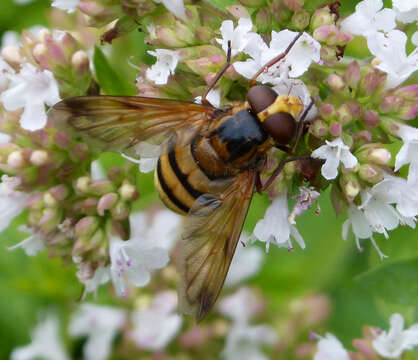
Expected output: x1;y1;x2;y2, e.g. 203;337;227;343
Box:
154;0;186;21
146;49;180;85
51;0;80;13
314;333;350;360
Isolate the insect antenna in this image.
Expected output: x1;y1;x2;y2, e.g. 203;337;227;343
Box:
250;32;303;87
201;40;232;105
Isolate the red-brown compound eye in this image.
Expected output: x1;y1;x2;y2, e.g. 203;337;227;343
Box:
247;85;277;114
263;112;296;145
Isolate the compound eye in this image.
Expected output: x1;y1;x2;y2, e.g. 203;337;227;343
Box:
247;85;277;114
263;112;296;145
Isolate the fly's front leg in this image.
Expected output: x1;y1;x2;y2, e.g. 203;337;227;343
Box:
257;155;312;193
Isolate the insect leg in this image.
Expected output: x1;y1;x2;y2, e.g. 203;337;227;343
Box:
289;97;315;154
257;155;312;193
250;32;303;87
201;40;232;105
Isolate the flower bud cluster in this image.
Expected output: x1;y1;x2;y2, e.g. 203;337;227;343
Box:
1;29;92;97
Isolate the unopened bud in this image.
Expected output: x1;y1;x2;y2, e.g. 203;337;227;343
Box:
75;216;100;238
336;104;353;125
363;110;380;128
327;73;345;92
30;150;49;166
313;25;338;45
77;198;99;215
118;180;139;201
310;6;336;30
309;118;328;138
25;193;44;210
71;50;90;76
359;68;386;96
49;184;69;201
195;26;214;43
329;122;342;137
43;192;58;207
226;5;250;19
1;46;22;68
7;150;26;169
74;176;91;194
89;180;115;196
358;164;384;184
319;103;335;121
54;131;72;149
111;200;130;220
339;172;360;201
357;144;391;166
255;8;272;33
32;44;50;69
70;143;89;162
238;0;266;7
345;61;361;89
380;95;405;114
39;208;62;233
292;10;310;31
97;192;118;216
60;32;78;57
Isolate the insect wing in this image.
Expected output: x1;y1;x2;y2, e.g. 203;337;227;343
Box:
178;170;256;321
49;96;220;155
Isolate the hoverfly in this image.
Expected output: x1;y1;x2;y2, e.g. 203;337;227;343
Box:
49;32;315;321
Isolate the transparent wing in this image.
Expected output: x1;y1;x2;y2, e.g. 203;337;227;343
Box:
48;96;220;155
178;170;256;321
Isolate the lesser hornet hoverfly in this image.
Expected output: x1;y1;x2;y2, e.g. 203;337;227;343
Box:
49;32;315;321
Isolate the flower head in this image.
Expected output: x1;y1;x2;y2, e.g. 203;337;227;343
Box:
253;193;306;251
146;49;180;85
0;63;61;130
372;313;418;359
311;138;358;180
130;291;182;350
69;304;127;360
11;314;69;360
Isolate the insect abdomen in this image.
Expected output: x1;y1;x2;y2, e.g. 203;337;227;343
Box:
155;140;212;215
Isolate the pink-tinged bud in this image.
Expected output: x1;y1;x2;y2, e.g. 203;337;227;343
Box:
37;29;50;42
60;32;78;57
352;339;379;360
310;6;336;29
354;130;373;143
54;131;72;149
45;35;67;66
329;122;342;136
1;46;23;69
28;209;43;226
180;326;212;348
336;31;353;46
357;144;391;166
195;26;214;43
89;180;115;196
226;5;250;19
74;176;91;194
238;0;266;7
400;105;418;120
33;43;51;70
97;192;118;216
358;164;384;184
70;143;89;162
360;69;386;96
118;180;139;201
363;110;380;128
71;50;90;76
77;198;98;215
186;56;224;77
327;73;345;92
347;102;361;118
7;151;26;169
29;150;49;166
107;167;124;184
111;200;130;220
77;1;113;20
380;95;404;113
292;10;310;31
25;193;44;210
255;8;272;33
75;216;99;238
319;103;335;121
49;184;69;201
339;172;360;202
320;45;337;64
283;0;303;12
380;117;400;137
85;229;106;251
313;25;338;45
309;118;329;138
345;61;361;89
395;84;418;100
39;208;61;233
336;104;353;125
43;192;58;207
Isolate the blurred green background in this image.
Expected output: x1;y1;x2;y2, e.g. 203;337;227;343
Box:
0;0;417;359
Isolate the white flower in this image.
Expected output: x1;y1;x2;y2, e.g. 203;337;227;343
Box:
218;287;263;324
79;266;111;299
130;291;182;350
253;193;306;251
311;138;358;180
372;313;418;359
392;0;418;23
222;324;277;360
51;0;80;13
69;304;126;360
0;175;29;232
146;49;180;85
11;314;69;360
153;0;186;21
1;31;20;48
314;333;350;360
225;235;264;287
109;210;180;296
123;141;160;173
0;63;61;131
340;0;396;37
215;18;254;57
367;30;418;88
394;123;418;186
195;88;221;108
90;160;106;180
8;226;45;256
272;78;318;121
288;186;320;224
234;31;320;84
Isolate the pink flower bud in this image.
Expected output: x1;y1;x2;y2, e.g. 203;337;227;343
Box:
30;150;49;166
76;197;99;215
309;118;329;138
336;104;352;125
327;73;345;92
49;184;69;201
329;122;342;136
1;46;23;69
314;25;339;45
363;110;380;128
75;216;99;238
340;172;360;202
89;180;115;196
118;181;139;201
319;103;335;121
111;200;130;221
380;95;404;113
292;10;310;31
71;50;90;76
310;6;336;29
74;176;91;194
226;5;250;19
7;150;26;169
358;164;384;184
97;192;118;216
345;61;361;89
70;143;89;162
54;131;72;149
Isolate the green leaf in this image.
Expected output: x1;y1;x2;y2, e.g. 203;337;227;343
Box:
357;257;418;305
93;46;136;96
